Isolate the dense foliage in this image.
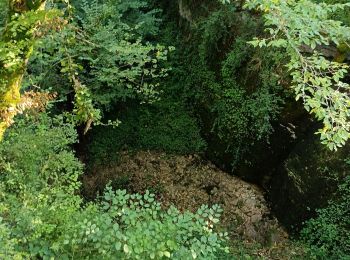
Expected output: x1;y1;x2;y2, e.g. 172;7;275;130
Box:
26;0;171;129
301;176;350;259
0;0;61;138
244;0;350;150
167;3;286;168
0;1;7;27
87;99;206;166
1;0;350;258
0;115;229;259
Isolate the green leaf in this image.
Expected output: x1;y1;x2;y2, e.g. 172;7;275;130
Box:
123;244;130;254
115;242;122;250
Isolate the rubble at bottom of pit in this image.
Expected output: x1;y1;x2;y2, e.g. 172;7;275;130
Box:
84;151;289;245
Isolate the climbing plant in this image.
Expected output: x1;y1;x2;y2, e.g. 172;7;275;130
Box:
174;4;285;167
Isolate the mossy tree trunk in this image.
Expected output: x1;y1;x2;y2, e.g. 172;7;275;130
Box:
0;0;46;138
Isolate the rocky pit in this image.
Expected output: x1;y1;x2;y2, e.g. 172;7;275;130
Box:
83;151;289;246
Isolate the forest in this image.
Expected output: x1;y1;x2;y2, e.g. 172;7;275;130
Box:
0;0;349;259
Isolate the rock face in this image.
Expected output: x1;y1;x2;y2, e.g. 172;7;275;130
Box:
84;151;287;244
269;128;350;230
200;96;313;186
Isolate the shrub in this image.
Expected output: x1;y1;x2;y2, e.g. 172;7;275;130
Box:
25;0;170;123
301;176;350;259
0;114;228;259
87;100;206;166
61;188;229;259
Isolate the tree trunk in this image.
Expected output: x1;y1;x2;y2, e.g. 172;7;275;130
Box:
0;0;46;138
